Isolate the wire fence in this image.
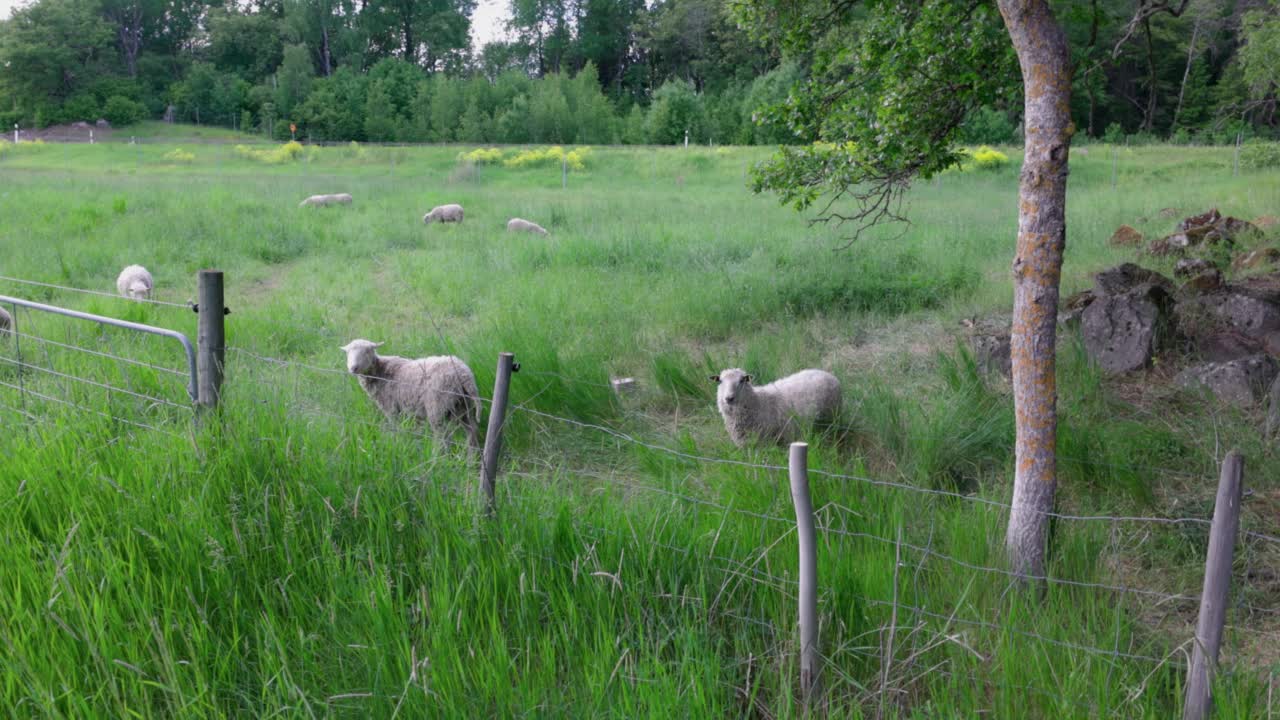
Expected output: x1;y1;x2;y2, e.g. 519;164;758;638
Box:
1;279;1277;715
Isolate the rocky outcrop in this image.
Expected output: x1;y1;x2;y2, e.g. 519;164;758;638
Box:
1231;248;1280;273
1109;225;1144;247
1149;208;1261;256
1176;354;1279;407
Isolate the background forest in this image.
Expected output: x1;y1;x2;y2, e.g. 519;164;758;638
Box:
0;0;1278;145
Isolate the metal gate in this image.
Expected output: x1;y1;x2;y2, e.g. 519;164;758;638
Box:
0;295;198;426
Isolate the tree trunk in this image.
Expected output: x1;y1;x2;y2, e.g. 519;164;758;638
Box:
1173;14;1202;130
1142;17;1157;132
403;6;416;65
1086;70;1097;137
321;24;333;77
996;0;1072;580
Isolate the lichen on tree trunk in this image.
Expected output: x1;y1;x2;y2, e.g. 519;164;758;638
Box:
997;0;1072;579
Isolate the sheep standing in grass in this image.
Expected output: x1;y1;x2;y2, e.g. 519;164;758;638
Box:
0;306;11;338
299;193;353;208
116;265;153;300
711;368;842;447
507;218;549;235
340;339;482;453
423;204;464;224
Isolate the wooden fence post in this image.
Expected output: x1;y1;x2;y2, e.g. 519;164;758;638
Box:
479;352;517;513
1184;451;1245;720
196;270;226;409
789;442;820;702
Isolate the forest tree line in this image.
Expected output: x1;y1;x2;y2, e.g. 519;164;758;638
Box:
0;0;1277;145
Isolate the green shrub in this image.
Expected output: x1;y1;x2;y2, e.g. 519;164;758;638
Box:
102;96;146;126
1102;122;1125;144
1240;142;1280;170
61;94;100;124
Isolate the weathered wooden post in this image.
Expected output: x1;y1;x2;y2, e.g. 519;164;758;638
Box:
789;442;820;702
479;352;517;513
196;270;226;409
1183;451;1245;720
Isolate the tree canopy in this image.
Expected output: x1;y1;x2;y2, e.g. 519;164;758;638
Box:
0;0;1275;144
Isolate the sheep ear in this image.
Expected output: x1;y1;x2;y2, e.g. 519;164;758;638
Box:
339;343;351;352
709;375;720;383
372;341;385;348
743;375;753;383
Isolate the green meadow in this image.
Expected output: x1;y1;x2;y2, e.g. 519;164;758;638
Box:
0;135;1277;718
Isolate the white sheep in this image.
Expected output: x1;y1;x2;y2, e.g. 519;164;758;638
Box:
116;265;153;300
423;204;464;224
711;368;842;447
0;306;11;338
340;339;482;453
299;193;353;208
506;218;549;235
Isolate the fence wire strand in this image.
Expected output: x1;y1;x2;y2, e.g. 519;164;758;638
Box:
0;275;193;309
0;357;191;411
7;329;188;377
0;379;185;439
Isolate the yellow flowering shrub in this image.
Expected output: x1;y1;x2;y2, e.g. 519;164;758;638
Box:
234;141;305;164
163;148;195;164
503;146;591;171
457;147;504;164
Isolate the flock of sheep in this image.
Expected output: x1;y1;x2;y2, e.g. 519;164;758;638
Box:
299;194;550;236
45;209;842;455
297;195;844;449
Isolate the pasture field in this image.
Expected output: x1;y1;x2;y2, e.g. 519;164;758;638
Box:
0;138;1278;718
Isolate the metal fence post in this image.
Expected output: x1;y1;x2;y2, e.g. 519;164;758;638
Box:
1184;451;1245;720
789;442;820;702
480;352;517;513
9;303;26;414
196;270;226;409
1233;132;1242;177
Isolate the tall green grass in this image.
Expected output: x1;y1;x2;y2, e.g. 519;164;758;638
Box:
0;142;1277;717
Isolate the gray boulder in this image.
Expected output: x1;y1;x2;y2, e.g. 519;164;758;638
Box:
1082;283;1173;374
1174;258;1217;279
1092;263;1173;297
1267;374;1280;436
1176;354;1279;407
971;331;1012;378
1180;288;1280;340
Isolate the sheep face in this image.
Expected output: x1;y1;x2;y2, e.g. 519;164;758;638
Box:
340;339;384;375
712;368;753;407
126;280;151;299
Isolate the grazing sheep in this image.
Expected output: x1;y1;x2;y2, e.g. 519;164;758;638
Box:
340;339;482;453
116;265;153;300
423;204;464;224
506;218;549;235
0;306;11;338
711;368;842;447
299;193;353;208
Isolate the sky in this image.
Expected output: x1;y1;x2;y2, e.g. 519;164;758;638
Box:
0;0;512;49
